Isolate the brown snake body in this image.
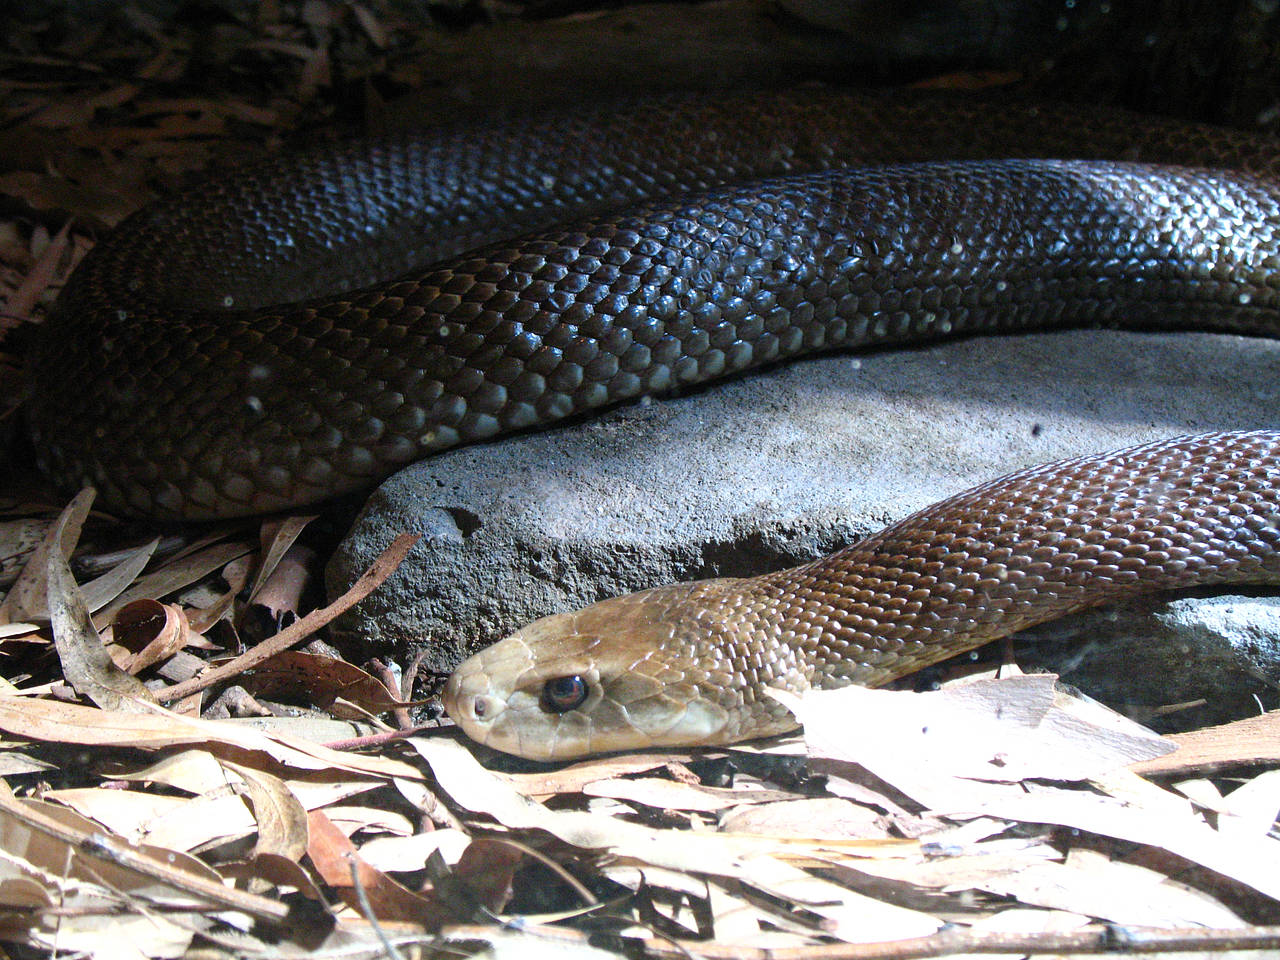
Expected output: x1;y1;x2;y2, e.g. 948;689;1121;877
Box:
443;431;1280;759
26;88;1280;756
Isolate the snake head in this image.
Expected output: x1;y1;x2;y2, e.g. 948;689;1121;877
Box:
441;580;766;761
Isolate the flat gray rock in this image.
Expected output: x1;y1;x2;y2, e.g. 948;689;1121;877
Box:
327;328;1280;725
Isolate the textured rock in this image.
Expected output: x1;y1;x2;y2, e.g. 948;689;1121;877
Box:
327;328;1280;725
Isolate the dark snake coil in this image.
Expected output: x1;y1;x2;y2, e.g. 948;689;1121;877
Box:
26;87;1280;518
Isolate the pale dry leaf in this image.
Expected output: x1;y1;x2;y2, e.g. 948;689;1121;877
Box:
45;516;155;711
706;883;813;947
582;776;797;814
0;751;56;777
43;787;192;845
504;752;683;798
1173;777;1226;813
711;856;941;945
249;515;314;603
1216;768;1280;839
19;911;193;960
323;803;415;838
1;789;228;902
840;838;1064;890
1;487;93;624
358;828;471;874
79;536;158;612
3;217;71;317
409;736;934;937
772;676;1171;811
0;518;51;586
0;696;422;780
718;797;891;840
94;539;255;627
218;759;310;861
57;771;377;855
107;749;236;796
977;846;1244;927
952;782;1280;901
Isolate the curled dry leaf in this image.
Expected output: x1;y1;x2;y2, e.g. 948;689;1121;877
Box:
94;539;255;629
112;598;191;673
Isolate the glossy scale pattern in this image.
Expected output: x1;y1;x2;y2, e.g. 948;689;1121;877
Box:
26;87;1280;517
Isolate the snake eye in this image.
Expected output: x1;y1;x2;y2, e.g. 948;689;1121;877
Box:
541;675;588;713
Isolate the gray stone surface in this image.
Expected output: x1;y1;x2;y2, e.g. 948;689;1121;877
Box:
327;327;1280;723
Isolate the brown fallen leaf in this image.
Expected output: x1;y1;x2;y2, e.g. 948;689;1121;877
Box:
249;515;315;603
93;538;255;629
1131;710;1280;777
218;758;310;862
305;808;447;926
242;649;410;716
155;531;418;705
446;837;525;915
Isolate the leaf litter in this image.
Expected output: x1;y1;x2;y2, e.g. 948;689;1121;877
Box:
0;2;1278;957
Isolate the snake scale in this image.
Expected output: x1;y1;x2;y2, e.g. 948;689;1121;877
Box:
28;87;1280;758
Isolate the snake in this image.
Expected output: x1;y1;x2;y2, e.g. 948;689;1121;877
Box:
25;86;1280;757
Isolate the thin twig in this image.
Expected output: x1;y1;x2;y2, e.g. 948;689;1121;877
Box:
440;921;1280;959
156;533;417;704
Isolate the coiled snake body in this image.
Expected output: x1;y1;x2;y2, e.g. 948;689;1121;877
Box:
29;88;1280;757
